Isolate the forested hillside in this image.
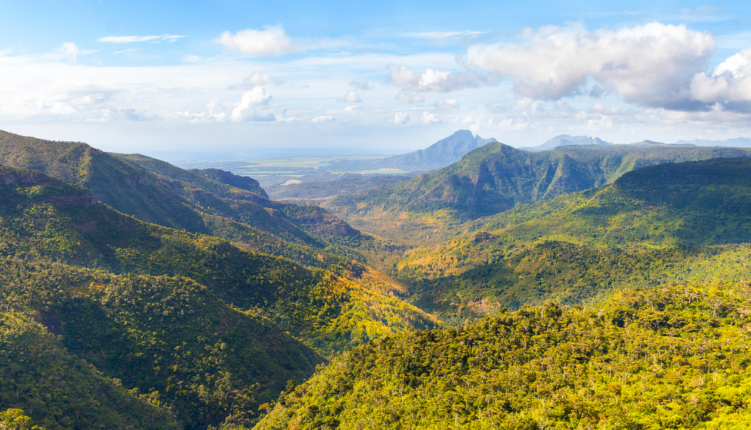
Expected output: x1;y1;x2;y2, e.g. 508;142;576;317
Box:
324;142;751;242
257;280;751;429
0;164;437;355
0;258;321;429
396;157;751;322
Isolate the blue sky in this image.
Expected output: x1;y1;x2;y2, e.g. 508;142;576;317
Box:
2;0;751;159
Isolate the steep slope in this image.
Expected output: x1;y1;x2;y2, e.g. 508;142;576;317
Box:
0;130;204;231
113;153;268;198
257;281;751;429
519;134;612;151
114;152;360;242
0;165;437;355
0;311;177;430
0;258;323;429
396;157;751;321
323;142;751;241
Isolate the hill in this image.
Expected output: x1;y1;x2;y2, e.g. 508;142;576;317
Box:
0;258;322;429
0;130;205;232
257;280;751;429
0;310;178;430
0;130;365;257
395;157;751;321
0;164;438;356
323;142;751;242
519;134;612;152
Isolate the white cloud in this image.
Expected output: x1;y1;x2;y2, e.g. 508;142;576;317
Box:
691;47;751;108
422;111;440;124
97;35;186;43
395;90;425;104
466;22;716;110
57;43;80;63
343;90;362;103
434;98;459;109
216;25;299;57
231;87;275;122
394;112;410;124
183;55;201;63
312;115;335;122
344;105;358;111
388;64;479;92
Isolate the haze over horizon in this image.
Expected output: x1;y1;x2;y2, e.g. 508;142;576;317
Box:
3;0;751;159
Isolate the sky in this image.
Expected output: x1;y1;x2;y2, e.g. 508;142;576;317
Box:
2;0;751;159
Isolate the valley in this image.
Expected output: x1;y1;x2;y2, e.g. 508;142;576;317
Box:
3;128;751;429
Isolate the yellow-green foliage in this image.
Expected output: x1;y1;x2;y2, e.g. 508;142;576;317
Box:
0;408;44;430
257;280;751;429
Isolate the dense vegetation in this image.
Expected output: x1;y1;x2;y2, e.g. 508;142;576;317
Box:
0;257;323;429
324;142;751;242
7;129;751;429
0;308;178;429
395;158;751;322
0;165;437;356
0;130;206;232
257;280;751;429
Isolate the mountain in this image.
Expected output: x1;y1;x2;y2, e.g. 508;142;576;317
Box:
0;164;438;357
0;309;178;430
395;157;751;321
676;137;751;148
323;142;751;242
325;130;497;173
0;130;205;232
0;257;322;429
520;134;612;151
257;280;751;429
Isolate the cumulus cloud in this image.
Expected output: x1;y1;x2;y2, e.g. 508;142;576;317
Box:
231;87;275;122
343;90;362;103
217;25;300;57
312;115;335;122
388;64;479;92
229;71;284;90
691;47;751;110
434;98;459;109
394;112;410;124
344;105;358;111
422;111;440;124
395;90;425;104
97;35;186;43
466;22;716;110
